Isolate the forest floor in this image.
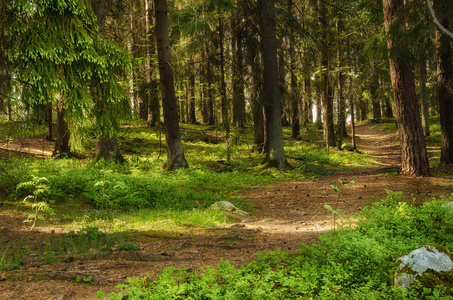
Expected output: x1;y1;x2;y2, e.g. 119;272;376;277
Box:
1;123;453;299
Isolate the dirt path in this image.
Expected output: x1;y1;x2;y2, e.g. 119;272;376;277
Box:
1;124;453;299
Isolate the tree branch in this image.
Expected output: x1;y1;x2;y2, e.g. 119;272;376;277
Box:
426;0;453;41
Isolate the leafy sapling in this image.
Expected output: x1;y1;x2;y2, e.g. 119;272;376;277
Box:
16;176;55;230
324;179;355;264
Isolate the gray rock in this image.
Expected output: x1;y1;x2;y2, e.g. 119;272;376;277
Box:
394;244;453;289
288;210;307;216
209;201;250;216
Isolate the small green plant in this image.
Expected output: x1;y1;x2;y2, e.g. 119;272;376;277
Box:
116;243;140;251
324;180;354;264
94;170;126;209
75;276;96;284
16;176;55;230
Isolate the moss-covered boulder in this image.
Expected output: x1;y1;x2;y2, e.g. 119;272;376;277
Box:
394;244;453;290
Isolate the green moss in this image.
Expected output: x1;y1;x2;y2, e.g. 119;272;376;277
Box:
418;269;453;290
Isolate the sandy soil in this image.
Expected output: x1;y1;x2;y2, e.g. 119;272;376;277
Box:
0;123;452;299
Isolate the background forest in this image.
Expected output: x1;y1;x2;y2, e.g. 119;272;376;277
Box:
1;0;453;299
0;0;451;174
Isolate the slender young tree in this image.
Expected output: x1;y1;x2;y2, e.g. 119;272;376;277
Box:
382;0;429;176
154;0;189;170
318;0;335;147
260;0;287;170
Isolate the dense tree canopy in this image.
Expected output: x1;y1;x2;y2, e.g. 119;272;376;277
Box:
1;0;452;174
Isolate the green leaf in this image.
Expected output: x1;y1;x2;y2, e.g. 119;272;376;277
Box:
330;185;340;193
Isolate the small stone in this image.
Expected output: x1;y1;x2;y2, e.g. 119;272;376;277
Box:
209;201;250;216
258;218;273;223
288;210;307;216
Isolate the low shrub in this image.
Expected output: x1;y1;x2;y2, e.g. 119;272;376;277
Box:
105;193;453;299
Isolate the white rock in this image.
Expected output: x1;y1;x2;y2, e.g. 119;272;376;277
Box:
209;201;250;216
394;245;453;289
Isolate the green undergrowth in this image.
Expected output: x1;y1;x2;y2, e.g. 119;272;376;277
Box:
104;192;453;299
0;226;121;270
1;122;375;211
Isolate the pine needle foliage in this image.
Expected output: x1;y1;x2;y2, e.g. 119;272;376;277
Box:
6;0;131;151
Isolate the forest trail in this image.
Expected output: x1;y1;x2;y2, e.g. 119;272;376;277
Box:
1;123;453;299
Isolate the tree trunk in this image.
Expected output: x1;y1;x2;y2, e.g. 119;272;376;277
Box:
435;0;453;165
260;0;287;170
46;101;53;141
231;12;246;129
383;0;429;176
288;0;300;140
53;98;71;158
302;76;311;132
201;46;209;124
246;21;265;151
419;60;430;137
319;0;335;147
147;0;160;128
154;0;189;170
188;60;197;124
92;0;123;162
278;40;290;127
336;20;347;146
219;14;231;163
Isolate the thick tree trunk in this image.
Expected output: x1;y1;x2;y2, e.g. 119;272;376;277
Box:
260;0;287;170
154;0;188;170
383;0;429;176
435;0;453;165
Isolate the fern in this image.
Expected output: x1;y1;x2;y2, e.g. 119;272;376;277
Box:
16;176;54;230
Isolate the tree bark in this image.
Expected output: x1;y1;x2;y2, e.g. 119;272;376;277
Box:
434;0;453;165
419;60;430;137
46;101;53;141
383;0;429;176
53;98;71;158
302;76;311;132
154;0;189;170
319;0;335;147
188;60;197;124
246;16;265;151
147;0;160;128
218;14;231;162
201;46;209;124
231;10;246;129
260;0;287;170
336;19;347;146
288;0;300;140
